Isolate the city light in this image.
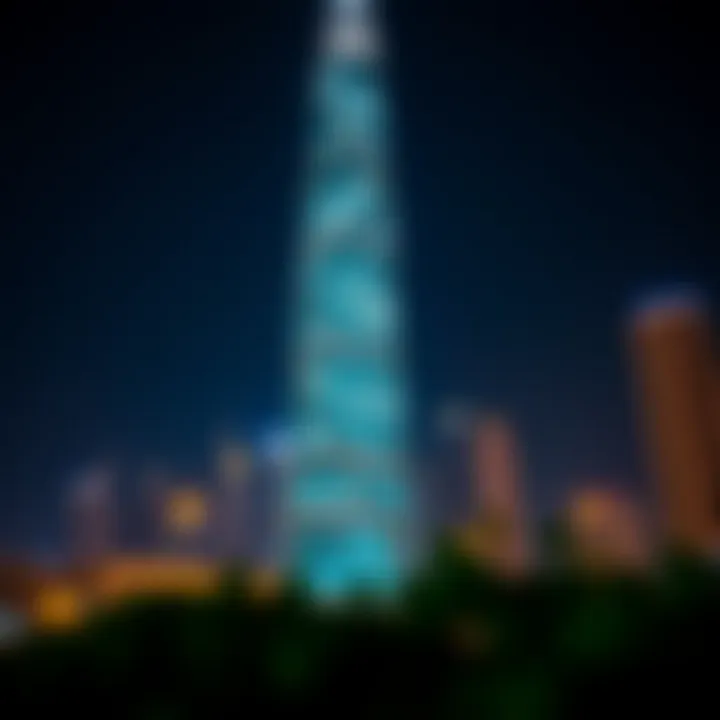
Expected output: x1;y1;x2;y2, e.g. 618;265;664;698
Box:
0;0;717;714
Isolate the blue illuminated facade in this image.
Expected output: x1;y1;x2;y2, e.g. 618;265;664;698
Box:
286;0;413;601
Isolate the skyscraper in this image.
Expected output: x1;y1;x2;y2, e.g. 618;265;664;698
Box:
287;0;413;600
628;289;719;554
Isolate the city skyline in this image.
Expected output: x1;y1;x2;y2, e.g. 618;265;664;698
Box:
1;0;718;555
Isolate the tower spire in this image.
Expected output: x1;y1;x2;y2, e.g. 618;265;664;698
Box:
322;0;382;60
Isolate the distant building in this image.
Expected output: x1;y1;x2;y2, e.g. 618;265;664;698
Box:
67;466;117;565
463;414;530;576
139;464;171;551
565;485;652;572
628;289;719;554
161;484;213;556
215;441;252;560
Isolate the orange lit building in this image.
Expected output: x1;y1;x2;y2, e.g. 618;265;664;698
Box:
565;485;652;572
2;551;283;638
33;581;85;632
161;485;213;555
91;555;220;605
0;559;88;634
87;558;281;607
27;557;282;633
165;487;209;533
464;415;530;576
628;291;719;554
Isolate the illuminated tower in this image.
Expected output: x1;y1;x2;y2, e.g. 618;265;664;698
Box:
287;0;413;600
628;289;719;554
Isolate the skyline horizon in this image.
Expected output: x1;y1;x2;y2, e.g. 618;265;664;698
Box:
1;0;718;556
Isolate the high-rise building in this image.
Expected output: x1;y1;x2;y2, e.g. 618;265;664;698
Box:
215;441;252;560
287;0;414;600
467;415;530;575
628;289;719;554
67;466;117;566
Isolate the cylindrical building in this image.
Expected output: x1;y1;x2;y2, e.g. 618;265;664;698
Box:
628;289;719;554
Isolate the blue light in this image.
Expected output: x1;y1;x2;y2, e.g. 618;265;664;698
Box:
287;0;412;601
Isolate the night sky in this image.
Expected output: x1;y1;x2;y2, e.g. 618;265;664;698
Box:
1;0;718;553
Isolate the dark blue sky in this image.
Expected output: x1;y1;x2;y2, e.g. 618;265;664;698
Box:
1;0;718;551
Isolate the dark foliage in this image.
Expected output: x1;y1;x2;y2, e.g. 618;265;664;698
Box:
0;550;718;718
